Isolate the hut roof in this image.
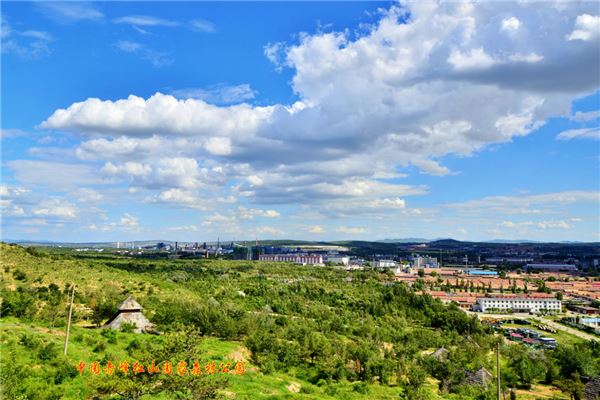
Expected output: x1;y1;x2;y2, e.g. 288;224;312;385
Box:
430;347;449;360
465;367;493;386
103;296;153;333
117;296;143;311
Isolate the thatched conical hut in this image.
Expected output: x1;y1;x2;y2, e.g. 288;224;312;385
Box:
103;296;153;333
465;367;493;387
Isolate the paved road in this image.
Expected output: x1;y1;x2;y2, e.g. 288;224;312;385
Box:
467;311;599;342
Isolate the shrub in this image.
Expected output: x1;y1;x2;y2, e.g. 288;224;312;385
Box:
101;328;117;344
13;269;27;281
126;338;141;353
93;341;107;353
19;333;41;350
38;342;58;361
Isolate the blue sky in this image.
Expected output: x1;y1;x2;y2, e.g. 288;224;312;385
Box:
1;1;599;243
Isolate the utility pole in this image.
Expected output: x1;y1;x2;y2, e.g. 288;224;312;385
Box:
63;285;75;355
496;341;502;400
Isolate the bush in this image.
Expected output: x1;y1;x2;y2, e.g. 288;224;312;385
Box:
19;333;41;350
93;341;107;353
353;381;369;394
126;338;141;353
13;269;27;281
38;342;58;361
100;328;117;344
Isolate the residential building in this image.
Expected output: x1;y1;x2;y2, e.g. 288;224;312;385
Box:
475;297;562;313
258;254;323;265
410;255;439;268
372;260;397;269
327;256;350;266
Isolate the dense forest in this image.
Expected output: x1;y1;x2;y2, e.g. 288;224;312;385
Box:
1;243;598;399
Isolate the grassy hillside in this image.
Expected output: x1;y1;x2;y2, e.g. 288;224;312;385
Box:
1;243;597;399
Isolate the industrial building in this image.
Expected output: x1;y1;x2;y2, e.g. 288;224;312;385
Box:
526;263;578;272
486;257;533;264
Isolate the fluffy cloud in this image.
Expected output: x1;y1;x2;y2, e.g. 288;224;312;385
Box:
567;14;600;41
237;207;280;219
448;47;497;70
501;17;521;31
102;161;152;177
101;157;226;191
146;188;208;211
42;93;272;137
76;136;165;160
32;199;78;219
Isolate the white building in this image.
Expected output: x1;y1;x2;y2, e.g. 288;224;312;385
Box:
372;260;397;269
327;256;350;266
258;254;323;265
475;297;561;313
410;255;438;269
